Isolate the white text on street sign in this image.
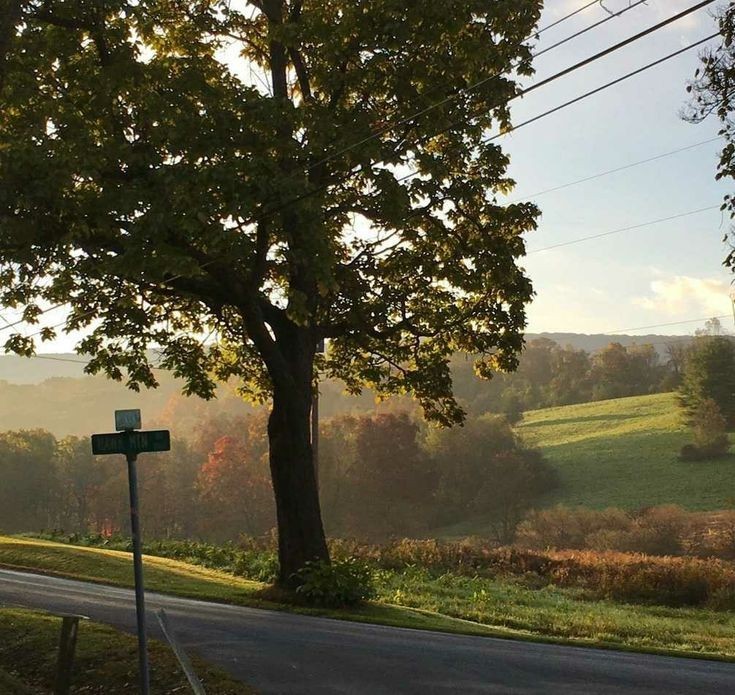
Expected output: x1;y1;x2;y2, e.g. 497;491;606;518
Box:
92;430;171;456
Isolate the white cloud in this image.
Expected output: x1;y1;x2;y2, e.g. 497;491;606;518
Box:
633;275;734;317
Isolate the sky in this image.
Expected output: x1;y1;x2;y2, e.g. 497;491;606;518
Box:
17;0;735;354
507;0;734;336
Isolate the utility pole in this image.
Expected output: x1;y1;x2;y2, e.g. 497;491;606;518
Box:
730;288;735;329
312;339;325;490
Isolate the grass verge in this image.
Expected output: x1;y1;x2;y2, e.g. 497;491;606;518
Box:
1;535;735;662
0;607;254;694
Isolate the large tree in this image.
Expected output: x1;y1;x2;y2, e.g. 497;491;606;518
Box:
0;1;541;584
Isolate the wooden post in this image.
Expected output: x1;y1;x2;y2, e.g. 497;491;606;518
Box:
54;614;86;695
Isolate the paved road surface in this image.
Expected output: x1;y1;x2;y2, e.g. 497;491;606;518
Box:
0;568;733;694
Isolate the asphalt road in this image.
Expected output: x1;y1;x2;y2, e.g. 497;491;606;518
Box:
0;568;734;694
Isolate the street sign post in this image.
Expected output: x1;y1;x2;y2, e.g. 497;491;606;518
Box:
91;410;170;695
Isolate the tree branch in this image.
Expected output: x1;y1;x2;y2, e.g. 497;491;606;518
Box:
0;0;22;93
288;46;312;101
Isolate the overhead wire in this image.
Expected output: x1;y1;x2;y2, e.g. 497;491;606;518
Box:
386;13;720;190
307;0;651;173
526;205;721;254
506;137;722;204
481;34;718;146
607;315;732;334
538;0;605;35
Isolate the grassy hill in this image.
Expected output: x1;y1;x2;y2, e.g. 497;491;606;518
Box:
518;392;735;511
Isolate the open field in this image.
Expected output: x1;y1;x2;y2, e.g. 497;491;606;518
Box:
0;607;253;694
518;392;735;511
2;535;735;660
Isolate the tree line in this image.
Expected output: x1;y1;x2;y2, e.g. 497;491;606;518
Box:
452;338;683;420
0;337;694;440
2;332;732;544
0;410;553;544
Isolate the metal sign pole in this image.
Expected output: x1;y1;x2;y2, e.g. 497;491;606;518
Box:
126;448;150;695
92;409;170;695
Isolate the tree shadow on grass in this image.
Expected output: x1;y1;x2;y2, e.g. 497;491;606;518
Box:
525;412;641;429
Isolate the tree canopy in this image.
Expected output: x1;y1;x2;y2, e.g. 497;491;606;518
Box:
0;0;543;581
679;335;735;428
0;0;541;420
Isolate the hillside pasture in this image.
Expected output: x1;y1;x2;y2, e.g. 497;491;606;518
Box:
518;393;735;511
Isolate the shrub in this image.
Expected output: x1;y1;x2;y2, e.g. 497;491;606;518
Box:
515;505;631;550
293;558;376;607
631;505;689;556
680;437;730;461
680;398;731;460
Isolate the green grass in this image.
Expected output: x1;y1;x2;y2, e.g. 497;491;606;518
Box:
0;536;475;635
379;568;735;658
2;536;735;661
0;607;254;694
517;392;735;511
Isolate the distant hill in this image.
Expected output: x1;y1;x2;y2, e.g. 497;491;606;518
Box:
529;333;692;356
0;354;90;383
0;333;695;385
0;334;702;438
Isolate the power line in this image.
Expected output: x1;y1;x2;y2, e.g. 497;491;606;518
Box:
607;315;731;334
539;0;604;35
400;0;715;168
537;0;649;55
507;137;722;203
392;35;717;192
308;0;650;173
25;354;91;366
0;303;65;334
527;205;721;254
483;34;718;145
523;1;713;99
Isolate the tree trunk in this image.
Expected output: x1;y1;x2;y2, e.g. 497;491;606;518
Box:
268;362;329;587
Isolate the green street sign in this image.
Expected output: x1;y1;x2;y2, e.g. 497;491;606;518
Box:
92;430;171;456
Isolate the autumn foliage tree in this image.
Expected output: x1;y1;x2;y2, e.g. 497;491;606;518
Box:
55;435;105;534
427;413;555;542
347;413;435;539
0;1;542;583
0;429;57;532
197;414;275;539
